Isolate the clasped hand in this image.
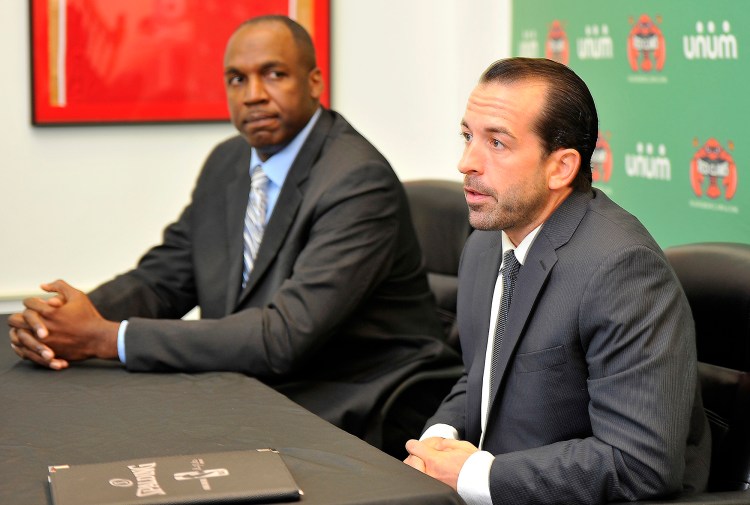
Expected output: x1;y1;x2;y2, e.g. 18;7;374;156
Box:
403;437;478;490
7;280;119;370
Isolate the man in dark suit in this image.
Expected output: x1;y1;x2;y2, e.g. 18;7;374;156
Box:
8;16;456;441
404;58;710;504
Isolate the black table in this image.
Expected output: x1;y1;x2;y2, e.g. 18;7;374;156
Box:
0;315;464;505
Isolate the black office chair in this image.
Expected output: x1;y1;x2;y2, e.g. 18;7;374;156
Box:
665;243;750;495
404;179;473;351
666;243;750;373
368;179;470;458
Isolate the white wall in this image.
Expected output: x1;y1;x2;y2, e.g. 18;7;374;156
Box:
0;0;510;304
332;1;510;180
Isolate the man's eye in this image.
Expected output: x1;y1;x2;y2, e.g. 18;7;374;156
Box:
267;71;286;79
227;75;243;85
461;132;472;142
492;139;503;148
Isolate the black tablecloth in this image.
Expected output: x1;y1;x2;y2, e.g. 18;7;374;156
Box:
0;314;464;505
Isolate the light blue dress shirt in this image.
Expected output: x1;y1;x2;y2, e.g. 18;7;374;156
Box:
250;107;322;220
117;108;322;363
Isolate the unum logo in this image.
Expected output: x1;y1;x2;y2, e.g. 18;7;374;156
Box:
518;29;540;58
577;24;614;60
625;142;671;180
683;21;738;60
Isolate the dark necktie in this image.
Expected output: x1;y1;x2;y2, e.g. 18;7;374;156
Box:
489;249;522;394
242;166;268;288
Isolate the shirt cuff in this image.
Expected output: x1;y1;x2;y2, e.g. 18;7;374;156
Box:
420;424;459;441
116;320;128;364
457;450;494;505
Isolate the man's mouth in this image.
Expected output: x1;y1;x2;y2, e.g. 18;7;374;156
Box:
464;186;486;197
464;185;492;205
244;113;278;127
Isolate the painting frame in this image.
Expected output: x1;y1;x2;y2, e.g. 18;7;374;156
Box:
30;0;330;125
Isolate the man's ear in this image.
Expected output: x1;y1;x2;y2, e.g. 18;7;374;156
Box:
308;67;324;101
548;148;581;190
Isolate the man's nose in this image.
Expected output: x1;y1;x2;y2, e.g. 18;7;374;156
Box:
458;142;483;175
243;75;268;103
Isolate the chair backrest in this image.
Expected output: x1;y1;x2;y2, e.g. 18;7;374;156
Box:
665;242;750;492
403;179;472;349
698;362;750;491
665;242;750;370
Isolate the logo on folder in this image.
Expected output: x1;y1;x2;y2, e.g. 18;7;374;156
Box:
174;468;230;490
173;458;230;491
108;459;231;495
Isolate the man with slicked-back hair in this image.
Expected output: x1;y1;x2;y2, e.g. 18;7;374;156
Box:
405;57;710;504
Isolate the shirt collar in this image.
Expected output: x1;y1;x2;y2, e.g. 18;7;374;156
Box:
249;107;322;187
501;224;543;267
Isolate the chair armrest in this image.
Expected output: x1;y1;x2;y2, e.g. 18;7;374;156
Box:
612;491;750;504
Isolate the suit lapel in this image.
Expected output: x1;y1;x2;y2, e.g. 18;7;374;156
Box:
224;147;254;314
487;190;593;411
466;233;503;443
488;238;557;403
235;110;335;307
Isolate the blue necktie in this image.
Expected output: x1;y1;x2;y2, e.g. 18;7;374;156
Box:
242;166;268;288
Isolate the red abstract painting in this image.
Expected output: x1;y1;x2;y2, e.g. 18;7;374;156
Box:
31;0;330;124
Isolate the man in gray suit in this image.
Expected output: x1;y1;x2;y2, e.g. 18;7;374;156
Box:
404;58;710;504
8;16;456;441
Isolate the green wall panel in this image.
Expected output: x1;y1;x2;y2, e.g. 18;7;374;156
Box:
511;0;747;247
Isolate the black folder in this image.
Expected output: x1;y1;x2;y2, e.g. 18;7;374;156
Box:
48;449;301;505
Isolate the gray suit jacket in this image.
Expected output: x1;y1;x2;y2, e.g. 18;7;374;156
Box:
427;189;711;504
88;109;456;437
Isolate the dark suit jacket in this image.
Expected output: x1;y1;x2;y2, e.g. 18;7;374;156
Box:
88;109;456;437
427;189;711;504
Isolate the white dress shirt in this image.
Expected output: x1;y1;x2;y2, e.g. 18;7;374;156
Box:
421;225;542;505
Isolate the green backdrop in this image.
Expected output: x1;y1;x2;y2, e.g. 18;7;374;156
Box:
511;0;747;247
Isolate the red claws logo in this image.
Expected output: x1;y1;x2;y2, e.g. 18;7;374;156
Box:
628;14;666;72
691;138;738;200
592;131;613;183
546;20;569;65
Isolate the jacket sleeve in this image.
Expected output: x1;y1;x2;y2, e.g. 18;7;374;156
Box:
118;155;418;378
88;199;199;322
